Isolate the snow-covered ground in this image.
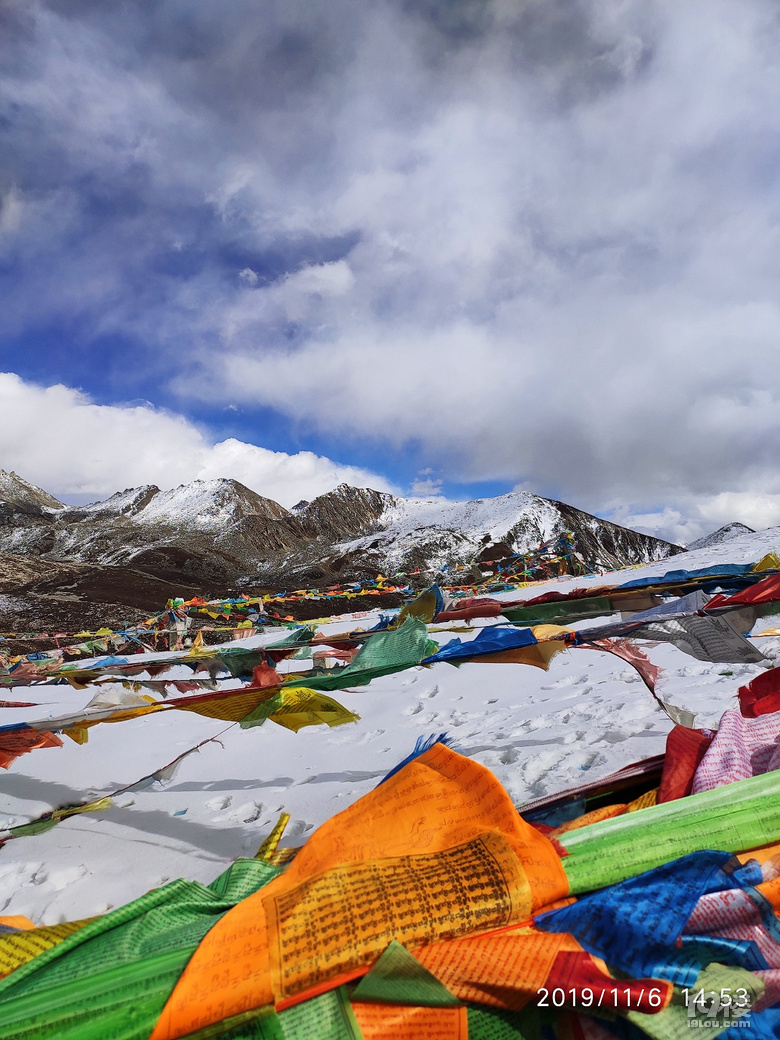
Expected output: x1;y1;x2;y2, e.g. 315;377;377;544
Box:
1;530;779;926
489;523;780;601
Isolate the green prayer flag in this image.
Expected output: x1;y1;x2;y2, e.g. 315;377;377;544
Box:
176;1005;282;1039
278;988;363;1040
351;940;459;1006
300;618;438;692
503;597;613;626
559;768;780;893
9;818;58;839
467;1003;554;1040
0;859;281;1040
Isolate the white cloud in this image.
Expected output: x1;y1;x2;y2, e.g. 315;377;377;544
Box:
283;260;355;297
0;373;394;507
4;0;780;540
193;437;394;506
605;494;780;547
410;476;443;496
169;0;780;532
603;506;700;547
696;493;780;535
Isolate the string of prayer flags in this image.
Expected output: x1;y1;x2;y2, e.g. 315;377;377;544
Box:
3;560;780;770
148;743;568;1037
557;768;780;894
0;726;237;846
301;617;439;691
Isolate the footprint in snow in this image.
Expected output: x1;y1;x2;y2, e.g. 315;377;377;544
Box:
205;796;232;812
541;675;578;690
49;864;88;892
229;801;263;824
288;819;314;838
602;729;632;744
561;730;585;745
354;728;386;746
31;867;48;886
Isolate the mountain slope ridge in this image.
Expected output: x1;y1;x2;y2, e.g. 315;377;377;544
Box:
0;471;680;587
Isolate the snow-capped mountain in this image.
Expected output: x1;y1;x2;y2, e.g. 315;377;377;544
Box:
280;483;680;584
686;522;756;551
0;471;679;590
0;474;303;582
0;470;64;517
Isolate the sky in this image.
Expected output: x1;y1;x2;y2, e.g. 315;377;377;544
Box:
1;0;779;543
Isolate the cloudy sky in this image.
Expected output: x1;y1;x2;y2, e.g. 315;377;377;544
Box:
1;0;779;542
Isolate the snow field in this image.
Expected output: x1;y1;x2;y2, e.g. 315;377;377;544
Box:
1;533;779;925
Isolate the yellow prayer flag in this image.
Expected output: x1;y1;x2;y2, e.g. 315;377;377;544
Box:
255;811;290;862
267;687;360;733
753;552;780;572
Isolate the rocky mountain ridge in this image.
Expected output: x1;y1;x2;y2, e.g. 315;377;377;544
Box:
0;473;302;584
0;470;65;516
279;484;681;586
0;469;687;637
0;470;680;590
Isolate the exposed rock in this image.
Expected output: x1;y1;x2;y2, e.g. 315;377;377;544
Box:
0;477;306;581
250;489;681;587
295;485;396;542
0;474;681;608
0;549;225;643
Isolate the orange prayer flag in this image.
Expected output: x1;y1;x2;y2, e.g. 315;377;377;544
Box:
150;745;568;1040
0;916;35;931
550;804;628;837
415;925;571;1011
352;1003;468;1039
757;873;780;910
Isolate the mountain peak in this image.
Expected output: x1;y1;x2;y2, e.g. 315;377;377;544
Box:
295;484;397;541
80;485;161;517
0;469;64;512
130;478;291;528
687;522;756;551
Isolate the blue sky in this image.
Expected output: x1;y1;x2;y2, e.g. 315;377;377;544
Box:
1;0;780;542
